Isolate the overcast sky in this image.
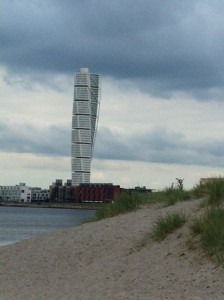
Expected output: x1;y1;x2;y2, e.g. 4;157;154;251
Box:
1;0;224;189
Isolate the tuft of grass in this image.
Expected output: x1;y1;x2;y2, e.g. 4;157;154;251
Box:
189;207;224;263
207;178;224;205
200;207;224;262
151;212;186;241
190;218;204;236
193;177;224;205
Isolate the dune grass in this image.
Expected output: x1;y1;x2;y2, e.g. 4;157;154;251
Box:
83;192;146;222
193;177;224;205
189;178;224;263
83;185;195;223
190;217;204;236
190;207;224;263
83;177;223;224
82;177;224;265
95;192;140;220
206;178;224;205
151;212;186;241
148;187;192;206
83;186;193;223
201;208;224;262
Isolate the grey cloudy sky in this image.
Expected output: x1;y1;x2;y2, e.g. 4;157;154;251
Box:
1;0;224;189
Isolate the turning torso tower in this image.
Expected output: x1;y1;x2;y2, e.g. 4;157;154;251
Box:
71;68;101;186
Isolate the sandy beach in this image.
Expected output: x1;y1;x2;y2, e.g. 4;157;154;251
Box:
1;198;224;300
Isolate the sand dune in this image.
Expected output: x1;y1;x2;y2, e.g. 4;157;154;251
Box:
1;198;224;300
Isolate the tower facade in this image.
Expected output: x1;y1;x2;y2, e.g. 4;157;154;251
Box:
71;68;100;186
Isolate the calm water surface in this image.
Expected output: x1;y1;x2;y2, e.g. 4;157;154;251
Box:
0;206;95;246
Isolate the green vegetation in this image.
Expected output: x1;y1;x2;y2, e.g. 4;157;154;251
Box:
146;177;193;206
201;208;224;262
82;176;224;265
83;179;195;223
84;192;146;222
148;187;192;206
190;217;204;236
83;185;193;223
190;207;224;263
193;177;224;204
151;212;186;241
189;178;224;263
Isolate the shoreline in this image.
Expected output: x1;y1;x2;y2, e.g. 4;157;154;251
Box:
0;201;99;210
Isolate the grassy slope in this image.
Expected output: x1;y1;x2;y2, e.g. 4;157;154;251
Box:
86;177;224;265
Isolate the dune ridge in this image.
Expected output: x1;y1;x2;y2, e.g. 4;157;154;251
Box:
1;198;224;300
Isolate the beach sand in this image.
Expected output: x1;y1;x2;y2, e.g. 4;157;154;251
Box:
1;198;224;300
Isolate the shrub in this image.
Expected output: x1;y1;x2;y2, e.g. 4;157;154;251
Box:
151;212;186;241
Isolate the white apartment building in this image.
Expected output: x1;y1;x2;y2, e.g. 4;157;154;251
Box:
19;183;32;202
0;183;31;202
0;183;49;202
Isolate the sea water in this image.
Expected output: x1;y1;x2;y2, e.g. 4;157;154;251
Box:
0;206;95;246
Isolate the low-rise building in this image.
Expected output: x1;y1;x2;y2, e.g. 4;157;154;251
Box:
0;185;21;201
75;183;121;203
49;180;121;203
31;188;49;202
49;179;73;202
128;186;153;193
0;183;31;202
0;183;48;203
19;183;32;202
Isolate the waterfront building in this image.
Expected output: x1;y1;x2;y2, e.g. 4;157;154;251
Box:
48;180;121;203
75;183;121;203
49;179;73;202
0;183;50;202
20;183;32;202
0;183;31;202
31;188;49;202
71;68;101;186
0;185;21;201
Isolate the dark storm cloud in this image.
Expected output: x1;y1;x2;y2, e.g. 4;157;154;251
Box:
94;126;224;167
1;0;224;96
0;121;70;156
1;121;224;167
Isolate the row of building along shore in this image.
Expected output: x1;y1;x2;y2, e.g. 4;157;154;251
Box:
0;180;153;204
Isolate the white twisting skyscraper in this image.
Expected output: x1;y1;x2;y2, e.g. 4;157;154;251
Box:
71;68;101;186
